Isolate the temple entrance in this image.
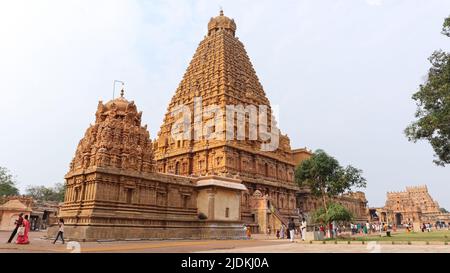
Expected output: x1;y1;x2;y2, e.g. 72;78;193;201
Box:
395;213;403;226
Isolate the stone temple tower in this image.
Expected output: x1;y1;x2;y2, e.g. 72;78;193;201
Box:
154;10;307;227
69;89;155;175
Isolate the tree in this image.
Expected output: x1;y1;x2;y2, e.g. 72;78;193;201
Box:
312;202;353;225
405;16;450;166
53;182;66;202
25;183;66;202
295;149;366;214
0;166;19;196
440;208;449;213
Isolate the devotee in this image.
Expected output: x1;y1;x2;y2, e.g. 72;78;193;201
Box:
16;215;30;244
288;218;296;242
7;213;23;243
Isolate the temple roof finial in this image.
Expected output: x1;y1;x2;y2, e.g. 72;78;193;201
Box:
208;9;236;36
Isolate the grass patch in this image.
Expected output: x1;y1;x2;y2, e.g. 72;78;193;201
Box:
326;230;450;242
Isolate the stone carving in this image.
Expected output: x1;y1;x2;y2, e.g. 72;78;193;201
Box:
69;90;155;174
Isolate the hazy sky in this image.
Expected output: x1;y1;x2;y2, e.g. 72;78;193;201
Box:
0;0;449;209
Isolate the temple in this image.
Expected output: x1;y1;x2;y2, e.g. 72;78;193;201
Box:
154;11;369;232
50;11;370;241
371;185;450;226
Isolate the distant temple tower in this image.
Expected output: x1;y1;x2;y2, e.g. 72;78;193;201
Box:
375;185;450;226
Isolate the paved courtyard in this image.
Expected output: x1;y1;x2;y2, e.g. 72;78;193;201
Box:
0;231;449;253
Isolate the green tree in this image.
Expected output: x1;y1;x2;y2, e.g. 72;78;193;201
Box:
312;202;353;225
25;183;66;202
440;208;449;213
295;149;366;214
0;166;19;196
405;16;450;166
53;182;66;202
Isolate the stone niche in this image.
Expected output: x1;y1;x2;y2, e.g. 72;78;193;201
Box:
196;176;247;222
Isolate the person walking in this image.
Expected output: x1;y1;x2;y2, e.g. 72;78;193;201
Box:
16;215;30;244
300;218;307;241
53;218;65;244
7;213;24;243
280;224;285;239
288;218;296;242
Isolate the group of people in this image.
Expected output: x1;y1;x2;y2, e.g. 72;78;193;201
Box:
312;221;392;238
6;213;66;245
421;222;449;232
350;221;387;235
274;218;307;242
244;218;308;242
7;213;31;244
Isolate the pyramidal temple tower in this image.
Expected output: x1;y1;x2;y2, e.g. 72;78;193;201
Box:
155;11;311;226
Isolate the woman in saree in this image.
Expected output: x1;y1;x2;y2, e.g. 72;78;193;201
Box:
16;214;30;244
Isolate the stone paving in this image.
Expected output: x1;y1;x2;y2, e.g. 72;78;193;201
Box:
1;231;449;253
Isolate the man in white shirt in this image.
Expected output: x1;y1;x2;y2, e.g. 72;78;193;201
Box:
300;218;307;241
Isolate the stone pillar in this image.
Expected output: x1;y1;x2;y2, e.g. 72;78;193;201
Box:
207;189;216;220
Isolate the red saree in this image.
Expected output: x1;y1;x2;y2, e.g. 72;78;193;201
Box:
16;219;30;244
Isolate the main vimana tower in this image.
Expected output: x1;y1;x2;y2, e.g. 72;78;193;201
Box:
154;10;312;228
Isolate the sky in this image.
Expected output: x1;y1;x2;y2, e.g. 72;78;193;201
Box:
0;0;449;209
